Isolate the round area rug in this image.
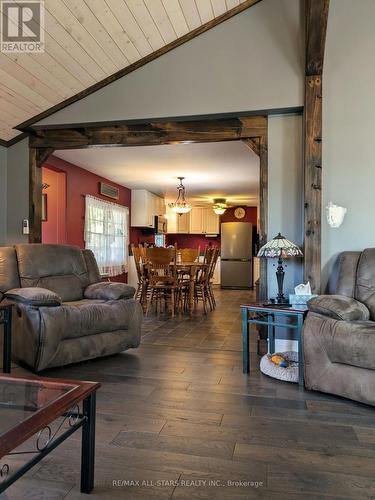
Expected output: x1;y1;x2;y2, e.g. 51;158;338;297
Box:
260;351;299;383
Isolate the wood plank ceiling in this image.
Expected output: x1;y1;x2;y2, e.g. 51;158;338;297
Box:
0;0;251;142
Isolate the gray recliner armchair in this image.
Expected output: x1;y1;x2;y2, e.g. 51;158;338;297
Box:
0;244;142;372
303;248;375;406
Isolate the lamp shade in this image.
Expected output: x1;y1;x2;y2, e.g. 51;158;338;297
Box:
258;233;303;258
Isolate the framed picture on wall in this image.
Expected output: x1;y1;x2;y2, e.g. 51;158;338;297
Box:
42;193;48;222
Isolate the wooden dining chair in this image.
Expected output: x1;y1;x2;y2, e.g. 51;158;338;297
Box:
145;247;182;316
131;244;148;309
194;247;216;314
207;247;220;309
179;247;200;263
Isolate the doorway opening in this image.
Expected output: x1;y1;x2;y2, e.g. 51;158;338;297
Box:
29;114;268;299
50;139;260;293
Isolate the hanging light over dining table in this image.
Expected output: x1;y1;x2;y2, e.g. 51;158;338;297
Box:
168;177;192;215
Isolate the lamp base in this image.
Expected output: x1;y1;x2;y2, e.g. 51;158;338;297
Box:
276;297;290;305
262;302;292;309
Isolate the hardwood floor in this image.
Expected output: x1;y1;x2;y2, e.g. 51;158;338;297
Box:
3;289;375;499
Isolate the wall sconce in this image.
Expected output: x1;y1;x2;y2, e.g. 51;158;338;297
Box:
326;201;347;228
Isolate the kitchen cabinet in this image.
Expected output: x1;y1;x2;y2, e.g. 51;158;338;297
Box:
177;212;190;233
189;207;220;234
204;209;220;234
166;206;219;235
155;196;166;216
131;189;164;228
189;207;205;233
166;206;190;233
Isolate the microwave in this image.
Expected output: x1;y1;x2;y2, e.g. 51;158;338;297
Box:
155;216;167;234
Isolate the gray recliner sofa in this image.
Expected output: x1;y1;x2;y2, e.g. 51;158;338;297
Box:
0;244;142;372
303;248;375;406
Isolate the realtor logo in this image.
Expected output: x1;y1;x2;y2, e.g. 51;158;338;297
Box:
1;0;44;53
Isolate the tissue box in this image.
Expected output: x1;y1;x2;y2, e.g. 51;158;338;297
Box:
289;294;317;305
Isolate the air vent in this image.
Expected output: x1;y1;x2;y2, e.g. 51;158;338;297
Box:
99;182;119;200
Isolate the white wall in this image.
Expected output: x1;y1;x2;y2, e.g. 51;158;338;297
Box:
6;138;29;244
322;0;375;288
0;146;7;245
36;0;304;126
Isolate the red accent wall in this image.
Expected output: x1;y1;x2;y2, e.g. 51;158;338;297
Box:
220;206;257;225
43;155;133;282
166;234;220;250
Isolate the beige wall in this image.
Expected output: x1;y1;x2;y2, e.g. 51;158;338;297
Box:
36;0;304;126
322;0;375;288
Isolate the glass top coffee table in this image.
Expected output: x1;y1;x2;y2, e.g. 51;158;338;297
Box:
0;374;100;494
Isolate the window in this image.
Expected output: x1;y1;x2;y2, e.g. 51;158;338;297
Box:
84;195;129;277
155;234;166;247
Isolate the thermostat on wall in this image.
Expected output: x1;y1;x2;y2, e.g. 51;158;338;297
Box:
22;219;29;235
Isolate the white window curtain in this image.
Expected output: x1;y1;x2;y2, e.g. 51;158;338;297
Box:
84;195;129;277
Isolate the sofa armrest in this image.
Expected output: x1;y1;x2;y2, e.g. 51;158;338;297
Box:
307;294;370;321
5;287;62;307
84;282;135;300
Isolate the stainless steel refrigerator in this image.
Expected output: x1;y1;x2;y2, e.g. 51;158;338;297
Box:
221;222;253;289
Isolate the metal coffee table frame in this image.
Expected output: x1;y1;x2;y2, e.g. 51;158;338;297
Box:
0;375;100;494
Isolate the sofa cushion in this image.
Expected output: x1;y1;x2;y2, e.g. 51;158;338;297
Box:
84;282;135;300
5;287;61;307
0;246;20;298
355;247;375;321
15;244;89;302
82;249;101;284
310;313;375;371
307;295;370;321
54;298;139;340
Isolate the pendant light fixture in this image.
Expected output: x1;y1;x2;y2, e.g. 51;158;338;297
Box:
168;177;192;215
212;198;228;215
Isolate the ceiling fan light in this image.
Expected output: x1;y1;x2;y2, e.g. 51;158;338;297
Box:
212;198;227;215
213;206;226;215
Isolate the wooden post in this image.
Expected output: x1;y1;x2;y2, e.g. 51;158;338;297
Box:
259;132;268;302
304;75;322;292
303;0;329;293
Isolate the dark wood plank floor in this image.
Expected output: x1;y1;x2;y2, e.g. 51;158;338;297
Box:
3;289;375;499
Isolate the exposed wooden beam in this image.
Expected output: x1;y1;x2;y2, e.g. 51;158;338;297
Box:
303;0;329;293
16;0;262;132
29;116;268;150
242;138;260;156
306;0;330;76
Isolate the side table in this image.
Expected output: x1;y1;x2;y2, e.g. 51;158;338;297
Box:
0;302;13;373
241;303;308;386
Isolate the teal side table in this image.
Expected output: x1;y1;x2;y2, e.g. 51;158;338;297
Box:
241;303;308;386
